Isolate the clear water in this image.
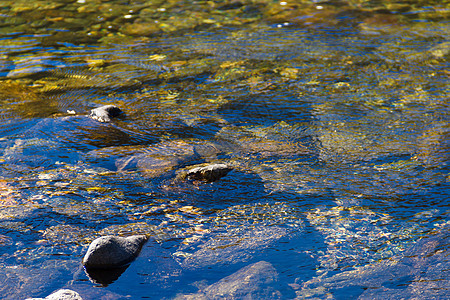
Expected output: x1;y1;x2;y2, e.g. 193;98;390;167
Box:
0;1;448;299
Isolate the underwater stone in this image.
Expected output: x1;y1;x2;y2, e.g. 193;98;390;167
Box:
89;105;123;123
116;140;222;177
120;22;160;36
297;225;450;299
181;226;288;270
7;65;46;79
82;235;148;269
176;261;282;299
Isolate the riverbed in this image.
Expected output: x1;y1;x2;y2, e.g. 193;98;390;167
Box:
0;0;448;299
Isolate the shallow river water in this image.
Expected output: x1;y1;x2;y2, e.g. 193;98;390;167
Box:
0;0;449;299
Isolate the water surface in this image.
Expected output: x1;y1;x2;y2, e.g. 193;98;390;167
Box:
0;0;448;299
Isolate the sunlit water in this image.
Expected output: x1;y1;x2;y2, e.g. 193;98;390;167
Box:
0;1;449;299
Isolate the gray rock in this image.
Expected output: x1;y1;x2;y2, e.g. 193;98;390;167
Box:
27;289;83;300
180;163;233;182
82;235;148;269
89;105;123;123
176;261;282;299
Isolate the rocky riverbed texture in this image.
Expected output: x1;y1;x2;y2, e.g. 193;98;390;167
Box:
0;0;448;299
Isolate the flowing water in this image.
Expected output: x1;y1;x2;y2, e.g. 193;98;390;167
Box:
0;0;448;299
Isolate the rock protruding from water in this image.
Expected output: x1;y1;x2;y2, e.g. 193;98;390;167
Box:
180;163;233;182
27;289;83;300
82;235;148;269
89;105;123;123
176;261;282;299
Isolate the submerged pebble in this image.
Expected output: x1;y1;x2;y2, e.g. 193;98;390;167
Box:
176;261;282;299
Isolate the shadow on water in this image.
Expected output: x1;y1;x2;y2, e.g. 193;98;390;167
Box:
83;265;130;287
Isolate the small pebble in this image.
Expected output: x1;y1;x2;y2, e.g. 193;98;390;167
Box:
89;105;123;123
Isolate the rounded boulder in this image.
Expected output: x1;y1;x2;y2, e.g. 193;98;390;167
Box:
82;235;148;269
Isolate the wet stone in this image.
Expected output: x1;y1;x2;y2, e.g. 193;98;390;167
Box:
120;21;161;36
177;163;233;182
89;105;123;123
82;235;148;269
28;289;83;300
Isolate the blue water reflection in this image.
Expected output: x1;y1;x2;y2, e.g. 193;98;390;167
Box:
0;1;448;298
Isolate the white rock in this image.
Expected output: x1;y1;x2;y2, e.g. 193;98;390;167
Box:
26;289;82;300
89;105;122;123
